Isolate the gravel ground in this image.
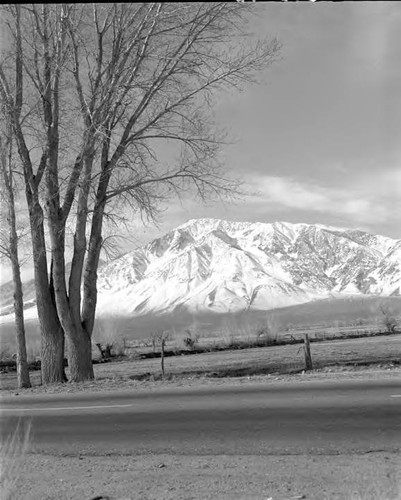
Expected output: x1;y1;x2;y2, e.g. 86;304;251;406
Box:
10;450;401;500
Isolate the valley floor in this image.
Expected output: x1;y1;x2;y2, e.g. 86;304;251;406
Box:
1;333;400;394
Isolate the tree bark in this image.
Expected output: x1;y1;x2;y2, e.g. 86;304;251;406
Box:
11;260;31;389
67;326;94;382
0;135;31;389
29;199;66;384
82;192;108;338
9;134;66;384
40;315;66;384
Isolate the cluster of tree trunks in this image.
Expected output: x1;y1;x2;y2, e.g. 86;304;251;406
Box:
0;3;280;385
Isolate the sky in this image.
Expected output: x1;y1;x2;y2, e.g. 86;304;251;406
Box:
129;1;401;245
1;2;400;283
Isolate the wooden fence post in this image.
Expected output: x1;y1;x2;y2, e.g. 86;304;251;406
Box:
303;333;313;371
161;338;165;377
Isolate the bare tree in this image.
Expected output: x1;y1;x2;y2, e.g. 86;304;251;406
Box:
379;303;398;334
0;120;31;388
0;5;66;383
0;3;280;383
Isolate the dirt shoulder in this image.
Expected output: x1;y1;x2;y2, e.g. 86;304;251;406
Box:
1;363;400;398
12;450;401;500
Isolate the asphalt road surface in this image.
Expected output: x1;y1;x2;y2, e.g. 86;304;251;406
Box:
1;379;400;456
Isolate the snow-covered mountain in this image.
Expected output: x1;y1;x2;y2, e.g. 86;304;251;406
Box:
96;219;401;315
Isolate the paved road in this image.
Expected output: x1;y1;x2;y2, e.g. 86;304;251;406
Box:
1;379;400;456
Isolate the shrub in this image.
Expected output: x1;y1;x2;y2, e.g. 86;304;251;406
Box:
255;312;280;344
183;329;199;350
379;304;398;334
92;313;133;351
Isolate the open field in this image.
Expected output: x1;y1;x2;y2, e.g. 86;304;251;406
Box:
1;333;399;392
1;295;400;362
1;294;399;393
93;334;401;381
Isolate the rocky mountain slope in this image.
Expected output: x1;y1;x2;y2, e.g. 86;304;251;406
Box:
95;219;401;315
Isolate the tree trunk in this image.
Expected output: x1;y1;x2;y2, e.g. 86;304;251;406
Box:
0;135;31;389
12;273;31;389
41;318;66;384
29;201;66;384
82;211;105;337
67;327;94;382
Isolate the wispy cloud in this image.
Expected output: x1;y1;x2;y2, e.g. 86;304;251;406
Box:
246;171;401;224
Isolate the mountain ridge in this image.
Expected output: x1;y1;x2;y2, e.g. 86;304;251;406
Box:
95;218;401;316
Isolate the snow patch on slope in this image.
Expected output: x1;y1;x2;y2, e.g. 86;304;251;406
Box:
96;219;401;316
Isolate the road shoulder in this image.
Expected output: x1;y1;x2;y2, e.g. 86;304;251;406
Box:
12;451;401;500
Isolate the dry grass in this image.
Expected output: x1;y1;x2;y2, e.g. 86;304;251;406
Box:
99;334;401;382
2;295;400;362
0;419;31;500
1;333;400;392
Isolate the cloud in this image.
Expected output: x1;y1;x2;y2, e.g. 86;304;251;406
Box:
371;167;401;198
146;166;401;240
246;172;400;224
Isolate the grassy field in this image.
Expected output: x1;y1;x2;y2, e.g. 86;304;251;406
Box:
1;333;399;391
1;294;400;392
84;334;401;380
1;295;400;362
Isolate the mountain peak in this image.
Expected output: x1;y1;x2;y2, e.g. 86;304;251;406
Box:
96;218;401;316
